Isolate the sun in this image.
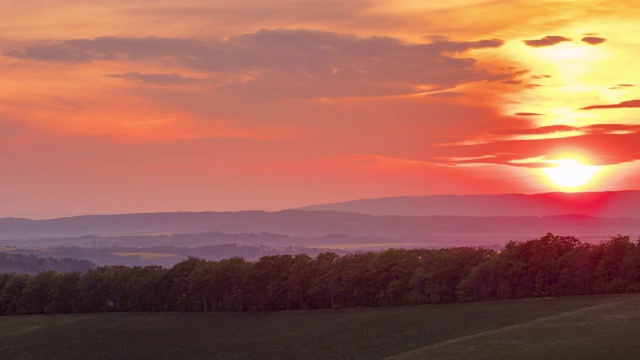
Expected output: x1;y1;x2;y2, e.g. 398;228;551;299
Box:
541;158;601;191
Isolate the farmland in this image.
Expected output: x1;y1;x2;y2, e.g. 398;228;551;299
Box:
111;252;179;260
1;293;638;360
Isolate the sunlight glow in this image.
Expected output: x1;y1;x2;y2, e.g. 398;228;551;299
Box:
541;158;601;190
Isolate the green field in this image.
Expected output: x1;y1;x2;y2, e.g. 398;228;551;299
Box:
1;293;639;360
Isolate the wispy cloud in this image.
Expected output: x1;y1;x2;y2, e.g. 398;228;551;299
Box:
580;99;640;110
105;72;210;85
514;112;543;116
0;118;30;140
5;30;506;100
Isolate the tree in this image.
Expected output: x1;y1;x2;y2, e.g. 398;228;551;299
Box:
307;252;340;309
593;235;635;293
22;271;58;314
0;274;30;315
162;257;207;311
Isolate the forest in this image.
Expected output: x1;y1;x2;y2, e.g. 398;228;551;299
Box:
1;233;639;315
0;253;94;275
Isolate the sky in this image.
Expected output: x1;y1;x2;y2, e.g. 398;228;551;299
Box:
2;0;640;218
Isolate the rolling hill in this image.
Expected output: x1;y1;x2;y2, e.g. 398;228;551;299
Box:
2;191;640;249
295;190;640;217
1;211;640;248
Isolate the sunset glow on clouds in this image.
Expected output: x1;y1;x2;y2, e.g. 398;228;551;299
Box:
2;0;640;217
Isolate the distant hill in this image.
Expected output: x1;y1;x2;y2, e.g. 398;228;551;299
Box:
2;191;640;248
2;210;640;247
295;191;640;217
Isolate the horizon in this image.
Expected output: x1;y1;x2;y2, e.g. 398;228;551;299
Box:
6;188;639;220
3;1;640;218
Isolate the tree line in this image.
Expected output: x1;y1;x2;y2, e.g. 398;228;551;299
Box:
1;233;640;315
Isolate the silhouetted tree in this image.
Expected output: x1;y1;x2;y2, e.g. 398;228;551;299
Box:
3;234;640;315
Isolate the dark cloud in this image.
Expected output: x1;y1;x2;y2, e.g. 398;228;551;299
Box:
580;99;640;110
523;36;572;47
581;36;606;45
499;69;529;85
5;30;506;100
531;75;551;79
609;83;634;90
4;37;203;63
514;112;543;116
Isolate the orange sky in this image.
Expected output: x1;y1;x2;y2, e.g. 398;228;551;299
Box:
2;0;640;218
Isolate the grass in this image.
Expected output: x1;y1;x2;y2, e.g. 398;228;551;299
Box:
0;293;639;360
111;252;178;259
387;293;640;360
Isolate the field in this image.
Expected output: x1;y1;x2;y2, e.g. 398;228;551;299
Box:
0;293;639;360
111;252;179;259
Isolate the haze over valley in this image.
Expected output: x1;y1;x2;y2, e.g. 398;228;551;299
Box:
2;191;640;268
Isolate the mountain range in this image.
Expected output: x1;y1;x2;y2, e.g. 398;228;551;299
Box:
1;191;640;248
295;191;640;217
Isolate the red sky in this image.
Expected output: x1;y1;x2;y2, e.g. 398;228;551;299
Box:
2;0;640;218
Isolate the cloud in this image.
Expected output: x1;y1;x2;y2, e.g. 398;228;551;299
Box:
609;84;634;89
490;124;640;137
491;125;575;135
105;72;209;85
523;35;571;47
580;99;640;110
432;125;640;167
426;92;466;98
581;36;606;45
5;30;506;100
531;75;551;79
514;112;543;116
581;124;640;134
0;119;30;140
4;37;202;63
